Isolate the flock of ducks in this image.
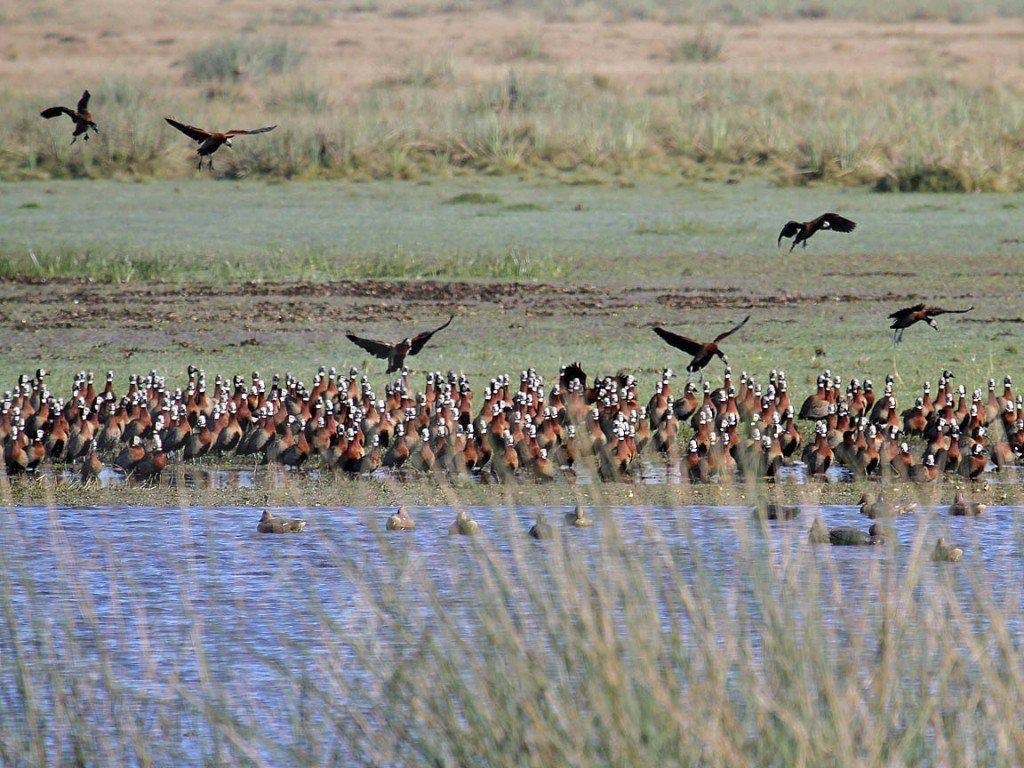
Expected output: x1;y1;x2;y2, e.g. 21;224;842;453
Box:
259;505;589;539
258;502;965;562
2;363;1020;488
3;362;1007;562
260;505;585;535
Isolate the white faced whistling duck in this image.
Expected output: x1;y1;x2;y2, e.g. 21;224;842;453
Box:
4;427;29;474
801;421;833;477
559;361;588;394
114;435;145;472
777;213;856;252
652;316;750;383
164;117;277;170
130;435;167;482
40;90;99;144
533;447;557;482
959;443;988;479
26;431;45;471
686;439;710;483
912;453;939;483
81;439;103;484
888;304;974;346
346;315;455;375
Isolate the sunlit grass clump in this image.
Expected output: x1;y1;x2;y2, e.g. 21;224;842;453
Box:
8;62;1024;188
184;37;306;83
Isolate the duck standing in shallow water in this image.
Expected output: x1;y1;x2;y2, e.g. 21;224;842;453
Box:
257;509;307;533
448;509;478;536
80;439;103;484
385;505;415;531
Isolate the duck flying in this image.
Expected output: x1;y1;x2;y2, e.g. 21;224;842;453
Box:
347;315;454;374
164;117;276;170
40;90;99;144
888;304;973;346
778;213;856;252
653;315;749;381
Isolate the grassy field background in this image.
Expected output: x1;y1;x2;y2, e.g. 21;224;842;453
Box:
0;178;1020;396
2;0;1024;187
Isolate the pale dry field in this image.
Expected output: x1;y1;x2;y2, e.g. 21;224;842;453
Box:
4;1;1024;96
2;1;1023;186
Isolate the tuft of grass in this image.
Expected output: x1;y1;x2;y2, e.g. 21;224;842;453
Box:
458;245;567;279
444;192;502;205
893;165;970;193
184;37;305;83
335;245;567;281
502;202;549;212
499;29;550;62
635;218;716;235
669;27;724;63
383;54;456;88
269;3;332;26
0;246;172;282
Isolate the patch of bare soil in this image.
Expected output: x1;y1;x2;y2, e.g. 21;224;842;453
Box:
0;278;932;342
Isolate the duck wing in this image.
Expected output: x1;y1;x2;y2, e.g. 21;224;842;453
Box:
409;315;454;355
346;334;395;359
653;327;704;356
713;315;750;344
164;117;212;142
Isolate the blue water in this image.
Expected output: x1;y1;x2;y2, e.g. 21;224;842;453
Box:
2;502;1022;763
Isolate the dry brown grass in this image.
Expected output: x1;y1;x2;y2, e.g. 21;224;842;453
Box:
3;4;1024;185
